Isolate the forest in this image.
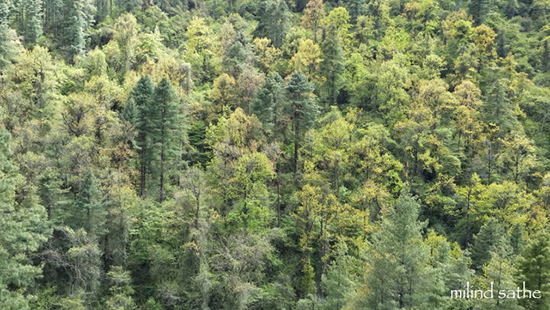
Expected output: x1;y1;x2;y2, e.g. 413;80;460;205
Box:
1;0;550;309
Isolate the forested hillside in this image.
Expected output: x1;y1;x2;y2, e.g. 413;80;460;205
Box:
1;0;550;309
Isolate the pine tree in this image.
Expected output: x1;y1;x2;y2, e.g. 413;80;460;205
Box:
0;130;51;309
73;169;107;237
38;168;70;222
345;0;366;24
469;0;491;24
112;13;138;81
105;266;137;310
428;237;474;309
131;76;155;198
365;194;434;309
517;233;550;310
470;219;506;271
153;78;180;203
0;1;18;69
483;77;518;139
60;0;89;61
254;0;290;48
321;240;360;310
120;98;138;125
285;71;318;179
43;0;63;36
0;1;9;28
509;223;526;255
480;240;522;309
295;184;322;297
250;72;286;134
22;0;42;47
320;24;344;106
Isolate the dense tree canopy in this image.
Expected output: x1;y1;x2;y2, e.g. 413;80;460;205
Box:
1;0;550;309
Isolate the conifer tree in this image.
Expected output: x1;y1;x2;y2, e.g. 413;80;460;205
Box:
0;1;17;69
0;130;50;309
480;240;521;309
38;168;69;222
285;71;318;179
295;184;322;297
509;223;526;255
250;72;286;134
483;77;518;139
120;98;138;125
517;233;550;309
365;194;434;309
43;0;63;35
73;169;107;237
153;78;180;203
254;0;290;48
470;219;506;271
469;0;491;24
105;266;137;310
60;0;94;61
61;0;86;60
321;240;360;310
22;0;42;47
320;24;344;106
131;76;155;197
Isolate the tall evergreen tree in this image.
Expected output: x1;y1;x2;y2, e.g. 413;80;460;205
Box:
43;0;63;36
38;168;69;222
250;72;286;134
509;223;526;255
469;0;491;24
480;240;522;309
153;78;180;203
60;0;91;61
320;24;344;106
72;169;107;237
0;1;17;69
0;130;51;309
22;0;42;47
285;71;318;179
470;219;507;271
254;0;290;48
517;233;550;310
365;194;434;309
345;0;366;24
483;77;518;138
131;76;155;198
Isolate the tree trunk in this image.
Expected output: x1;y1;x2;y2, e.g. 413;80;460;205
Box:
294;119;299;181
277;176;281;227
140;146;146;197
160;125;166;203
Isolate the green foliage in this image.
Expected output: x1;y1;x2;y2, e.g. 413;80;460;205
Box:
152;78;182;202
319;24;344;106
363;194;435;309
2;1;550;309
71;169;107;236
60;0;89;61
285;71;318;178
516;233;550;309
250;72;286;134
0;130;51;309
131;75;155;197
470;219;507;271
254;0;290;48
0;2;19;68
22;0;43;47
